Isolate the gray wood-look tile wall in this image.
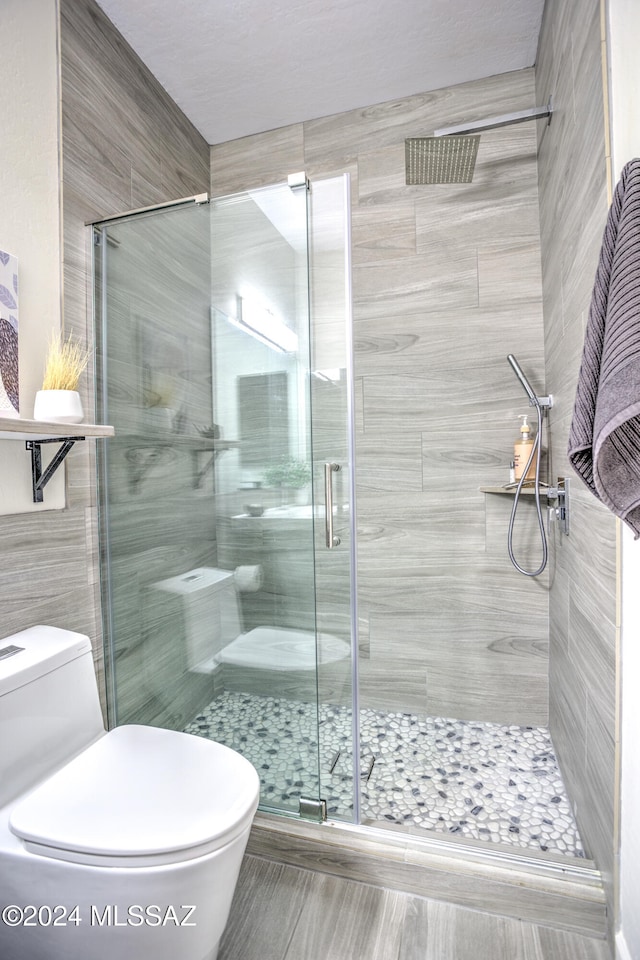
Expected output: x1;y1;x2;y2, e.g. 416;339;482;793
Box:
211;69;550;726
535;0;617;941
0;0;210;708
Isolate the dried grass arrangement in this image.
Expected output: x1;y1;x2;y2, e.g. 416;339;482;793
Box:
42;332;90;392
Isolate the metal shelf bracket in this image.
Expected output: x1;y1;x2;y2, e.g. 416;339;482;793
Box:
25;437;84;503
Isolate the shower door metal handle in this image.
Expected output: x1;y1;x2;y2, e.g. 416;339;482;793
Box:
324;462;341;548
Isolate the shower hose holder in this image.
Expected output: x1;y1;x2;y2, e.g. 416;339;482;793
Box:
547;477;570;536
530;393;553;408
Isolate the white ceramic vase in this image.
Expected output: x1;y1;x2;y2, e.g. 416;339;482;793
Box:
33;389;84;424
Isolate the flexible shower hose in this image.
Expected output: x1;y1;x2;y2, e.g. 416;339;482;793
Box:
507;400;548;577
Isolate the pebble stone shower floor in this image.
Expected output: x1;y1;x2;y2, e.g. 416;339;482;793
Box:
184;691;585;859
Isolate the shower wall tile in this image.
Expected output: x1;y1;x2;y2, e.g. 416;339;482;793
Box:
210;124;305;198
548;555;571;658
355;435;423;493
552;174;606;326
60;113;132;220
544;411;578;488
556;491;616;597
477;239;544;307
568;581;616;734
302;70;537;174
584;703;616;890
426;648;548;725
130;155;167;210
549;643;589;815
362;373;533;435
435;410;542;478
369;605;548;725
351;204;417;264
414;136;541;251
357;655;429;716
354;302;544;380
536;0;617;934
544;318;587;432
353;254;479;321
356;494;486;564
484;492;552;574
60;3;209;220
357;143;411;204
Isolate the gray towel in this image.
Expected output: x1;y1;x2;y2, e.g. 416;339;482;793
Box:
568;158;640;537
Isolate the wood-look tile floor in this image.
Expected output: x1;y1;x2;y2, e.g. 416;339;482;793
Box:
218;856;611;960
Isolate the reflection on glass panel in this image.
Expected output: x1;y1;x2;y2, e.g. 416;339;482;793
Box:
96;202;216;738
207;184;321;815
237;372;289;470
308;177;357;822
97;177;355;824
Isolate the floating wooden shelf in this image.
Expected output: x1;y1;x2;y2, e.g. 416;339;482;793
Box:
0;416;114;441
0;416;114;502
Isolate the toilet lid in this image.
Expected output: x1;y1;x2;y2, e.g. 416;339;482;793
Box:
9;725;260;865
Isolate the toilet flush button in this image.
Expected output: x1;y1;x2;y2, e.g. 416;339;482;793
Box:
0;645;25;660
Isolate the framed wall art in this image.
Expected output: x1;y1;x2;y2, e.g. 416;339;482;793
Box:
0;250;19;417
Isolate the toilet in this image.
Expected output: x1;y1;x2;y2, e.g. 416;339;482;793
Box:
149;566;351;676
0;625;259;960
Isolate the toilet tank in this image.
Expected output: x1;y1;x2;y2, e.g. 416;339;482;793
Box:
150;568;242;671
0;626;105;808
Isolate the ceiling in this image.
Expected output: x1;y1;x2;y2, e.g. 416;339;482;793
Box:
95;0;546;146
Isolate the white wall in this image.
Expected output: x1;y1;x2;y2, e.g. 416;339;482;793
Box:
607;1;640;956
0;0;64;511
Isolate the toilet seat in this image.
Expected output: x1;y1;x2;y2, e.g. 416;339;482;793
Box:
9;725;260;868
219;626;351;671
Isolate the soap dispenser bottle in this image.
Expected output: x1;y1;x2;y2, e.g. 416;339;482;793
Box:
514;415;535;481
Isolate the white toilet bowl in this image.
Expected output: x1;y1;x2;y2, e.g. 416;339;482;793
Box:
0;626;260;960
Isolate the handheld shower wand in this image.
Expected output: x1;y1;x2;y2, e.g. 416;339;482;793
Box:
506;356;549;577
507;354;537;405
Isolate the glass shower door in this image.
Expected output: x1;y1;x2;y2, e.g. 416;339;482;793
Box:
209;177;357;822
208;181;323;816
307;175;359;822
95;177;355;823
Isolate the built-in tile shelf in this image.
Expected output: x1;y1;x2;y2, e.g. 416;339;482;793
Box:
0;416;114;503
480;485;540;496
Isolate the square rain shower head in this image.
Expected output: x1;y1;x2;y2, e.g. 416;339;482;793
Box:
405;135;480;184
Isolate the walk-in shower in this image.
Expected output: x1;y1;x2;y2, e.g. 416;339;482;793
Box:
94;164;584;866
